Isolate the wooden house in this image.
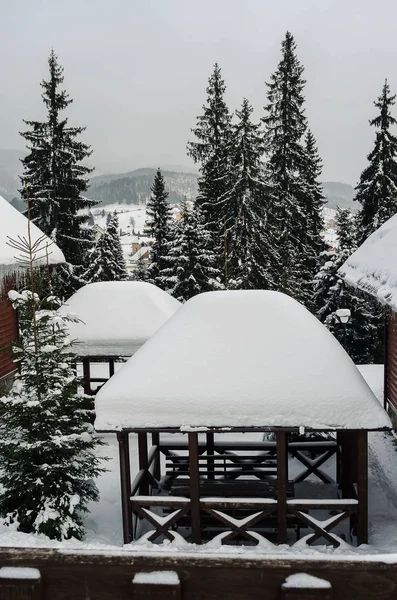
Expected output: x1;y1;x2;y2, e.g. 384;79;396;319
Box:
59;281;181;394
95;290;390;548
339;213;397;417
0;195;64;388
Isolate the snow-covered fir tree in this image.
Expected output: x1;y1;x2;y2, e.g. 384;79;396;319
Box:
145;168;172;289
222;99;276;289
355;80;397;245
262;32;316;299
187;63;232;236
20;50;95;298
131;256;147;282
313;208;382;363
299;130;326;306
85;212;127;282
164;202;221;302
0;286;104;540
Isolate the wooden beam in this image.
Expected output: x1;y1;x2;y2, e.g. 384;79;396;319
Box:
138;432;149;495
188;432;201;544
109;357;115;378
151;432;161;481
82;358;91;395
356;430;368;545
276;431;288;544
117;431;133;544
206;432;215;480
132;571;180;599
384;311;389;411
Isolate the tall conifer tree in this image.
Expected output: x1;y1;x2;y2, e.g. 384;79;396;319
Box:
145;168;172;289
187;64;232;236
164;202;220;302
355;80;397;244
85;213;127;283
20;50;95;298
222;99;276;289
262;32;316;299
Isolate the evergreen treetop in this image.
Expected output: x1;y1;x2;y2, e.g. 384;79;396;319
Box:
85;212;128;283
355;80;397;244
20;50;95;298
145;168;172;289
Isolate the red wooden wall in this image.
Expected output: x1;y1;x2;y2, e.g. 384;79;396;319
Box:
0;276;17;379
386;311;397;411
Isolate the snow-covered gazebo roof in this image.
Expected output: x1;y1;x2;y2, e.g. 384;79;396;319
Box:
95;290;391;432
59;281;181;357
0;194;65;281
339;213;397;311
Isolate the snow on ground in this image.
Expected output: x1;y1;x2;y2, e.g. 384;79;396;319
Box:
0;362;397;559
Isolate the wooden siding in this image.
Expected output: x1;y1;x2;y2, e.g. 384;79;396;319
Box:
386;312;397;411
1;548;397;599
0;276;17;379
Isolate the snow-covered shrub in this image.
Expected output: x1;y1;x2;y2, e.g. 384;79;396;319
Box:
0;290;105;540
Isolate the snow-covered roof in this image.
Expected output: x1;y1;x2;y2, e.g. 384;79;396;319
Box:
0;195;65;279
95;290;391;432
339;213;397;311
59;281;181;356
130;246;149;262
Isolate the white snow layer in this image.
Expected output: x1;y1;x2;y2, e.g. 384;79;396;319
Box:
95;290;391;431
282;573;331;589
0;567;41;579
59;281;181;356
339;213;397;310
0;195;65;274
132;571;180;585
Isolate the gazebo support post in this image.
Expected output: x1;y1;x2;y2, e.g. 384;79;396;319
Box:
151;432;161;481
138;432;149;495
82;358;91;395
276;431;288;544
109;357;115;378
356;430;368;545
117;431;133;544
188;432;201;544
206;432;215;480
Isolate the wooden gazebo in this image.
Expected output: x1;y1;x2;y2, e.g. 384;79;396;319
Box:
59;281;181;394
95;291;391;547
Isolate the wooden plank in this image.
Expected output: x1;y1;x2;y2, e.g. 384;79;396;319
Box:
276;431;288;544
356;430;368;545
206;432;215;480
109;358;115;378
151;432;161;481
138;432;149;496
82;357;91;396
117;431;133;544
0;568;42;600
132;571;180;599
188;432;201;544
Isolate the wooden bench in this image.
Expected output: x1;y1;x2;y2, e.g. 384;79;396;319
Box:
169;478;294;499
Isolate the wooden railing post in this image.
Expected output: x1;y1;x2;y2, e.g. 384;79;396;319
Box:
151;431;161;481
117;431;133;544
206;432;215;480
188;432;201;544
82;357;91;395
276;430;288;544
138;432;149;495
356;430;368;545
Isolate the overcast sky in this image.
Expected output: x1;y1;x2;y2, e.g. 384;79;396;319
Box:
1;0;396;183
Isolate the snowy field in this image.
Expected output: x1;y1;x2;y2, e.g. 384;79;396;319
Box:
0;364;397;560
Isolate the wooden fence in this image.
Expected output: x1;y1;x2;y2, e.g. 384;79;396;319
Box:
1;547;397;599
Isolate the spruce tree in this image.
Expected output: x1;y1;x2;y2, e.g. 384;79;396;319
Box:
313;208;382;362
0;228;104;540
262;32;311;298
187;63;232;236
300;130;326;306
222;99;276;289
145;168;172;289
20;50;95;298
164;202;221;302
355;80;397;244
132;256;147;282
85;212;127;283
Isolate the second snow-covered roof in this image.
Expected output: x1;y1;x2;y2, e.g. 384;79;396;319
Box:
59;281;181;356
339;213;397;311
95;290;391;431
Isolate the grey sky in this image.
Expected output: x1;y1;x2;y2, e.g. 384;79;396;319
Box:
0;0;396;183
